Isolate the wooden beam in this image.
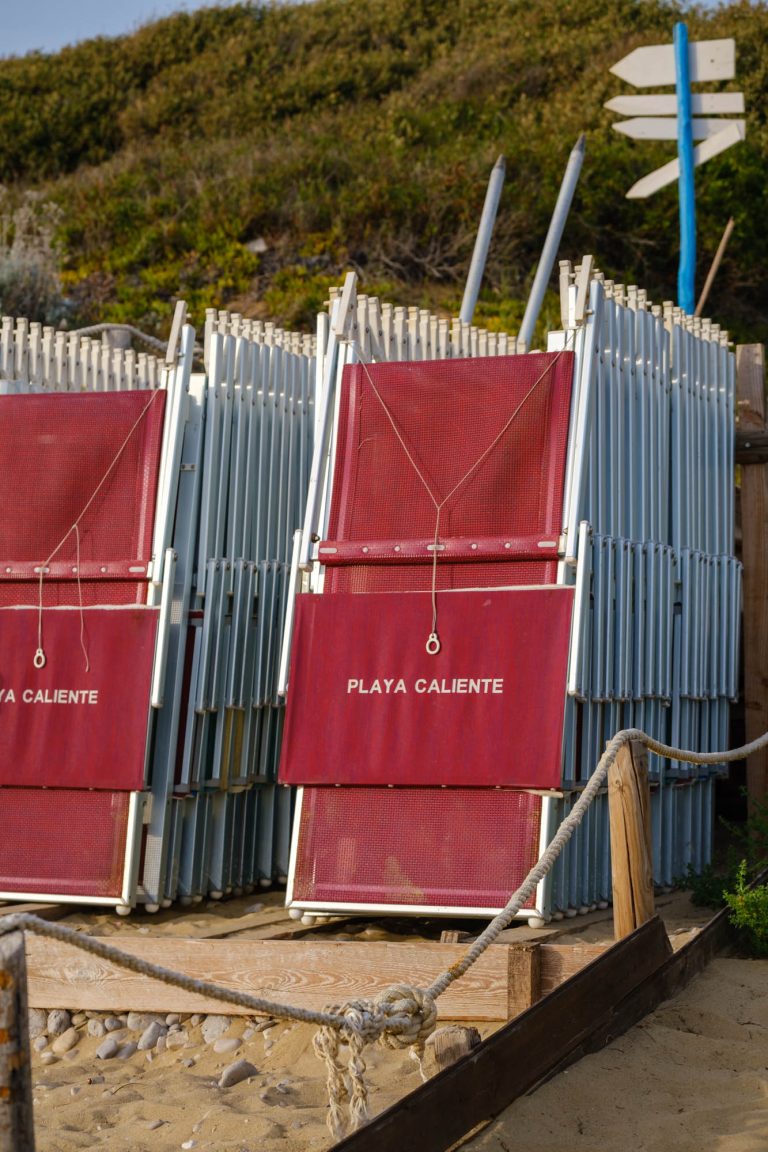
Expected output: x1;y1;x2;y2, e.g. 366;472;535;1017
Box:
737;344;768;813
0;931;35;1152
608;740;655;939
736;429;768;465
506;941;540;1017
178;907;301;940
0;905;66;923
330;917;673;1152
538;941;608;996
23;937;513;1021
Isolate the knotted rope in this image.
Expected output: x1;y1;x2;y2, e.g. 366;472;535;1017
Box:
4;726;768;1137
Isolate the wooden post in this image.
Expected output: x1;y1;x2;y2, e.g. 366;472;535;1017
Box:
608;741;655;941
0;931;35;1152
737;344;768;816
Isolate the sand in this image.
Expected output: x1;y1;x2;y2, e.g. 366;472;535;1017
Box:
464;958;768;1152
24;893;768;1152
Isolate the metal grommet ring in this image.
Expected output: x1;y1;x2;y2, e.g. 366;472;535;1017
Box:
426;633;441;656
33;649;46;670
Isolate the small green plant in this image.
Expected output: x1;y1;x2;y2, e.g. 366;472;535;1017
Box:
724;860;768;958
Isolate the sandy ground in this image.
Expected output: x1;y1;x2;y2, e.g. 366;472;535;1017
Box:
23;892;768;1152
464;958;768;1152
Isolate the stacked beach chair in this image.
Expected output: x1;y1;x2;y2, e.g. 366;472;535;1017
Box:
279;262;740;924
0;261;740;917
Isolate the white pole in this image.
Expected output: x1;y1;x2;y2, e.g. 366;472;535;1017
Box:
459;155;506;325
518;134;586;350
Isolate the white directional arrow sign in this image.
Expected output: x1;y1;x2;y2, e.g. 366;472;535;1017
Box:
610;38;735;86
607;36;744;199
615;116;745;141
605;92;744;116
626;121;746;199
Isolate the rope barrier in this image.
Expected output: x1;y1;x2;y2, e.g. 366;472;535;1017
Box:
67;323;168;353
4;725;768;1138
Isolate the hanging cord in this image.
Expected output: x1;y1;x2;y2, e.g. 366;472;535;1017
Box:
354;334;576;654
34;387;163;672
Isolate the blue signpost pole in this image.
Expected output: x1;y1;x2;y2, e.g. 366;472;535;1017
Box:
675;22;696;314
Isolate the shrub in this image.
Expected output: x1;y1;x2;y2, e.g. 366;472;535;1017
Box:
724;860;768;958
0;187;66;323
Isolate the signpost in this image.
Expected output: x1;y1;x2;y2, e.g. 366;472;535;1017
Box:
607;29;744;314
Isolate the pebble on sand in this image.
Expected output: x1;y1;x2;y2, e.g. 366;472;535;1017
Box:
28;1008;48;1040
46;1009;71;1036
51;1027;80;1055
166;1029;190;1050
218;1058;258;1089
213;1036;241;1055
138;1021;167;1051
201;1015;231;1045
96;1037;120;1061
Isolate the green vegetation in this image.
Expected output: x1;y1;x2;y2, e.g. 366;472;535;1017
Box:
679;792;768;959
0;0;766;340
725;861;768;957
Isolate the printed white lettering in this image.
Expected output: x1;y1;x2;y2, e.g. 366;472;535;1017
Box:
17;687;99;705
345;676;503;696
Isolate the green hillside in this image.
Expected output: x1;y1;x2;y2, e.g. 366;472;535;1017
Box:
0;0;766;342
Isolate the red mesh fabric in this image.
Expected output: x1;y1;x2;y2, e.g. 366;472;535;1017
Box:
0;391;165;605
0;581;145;607
0;788;130;897
328;560;557;593
324;353;572;594
292;787;542;910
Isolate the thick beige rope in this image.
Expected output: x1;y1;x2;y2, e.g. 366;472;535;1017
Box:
3;727;767;1137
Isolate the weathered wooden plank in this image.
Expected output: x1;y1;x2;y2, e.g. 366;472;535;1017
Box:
736;428;768;464
608;741;655;939
506;941;540;1017
737;344;768;812
0;905;66;922
551;905;731;1079
330;917;673;1152
23;937;511;1021
178;908;297;940
539;942;608;996
0;931;35;1152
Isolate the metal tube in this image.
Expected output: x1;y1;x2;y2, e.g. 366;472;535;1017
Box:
459;156;506;325
518;135;586;350
675;23;696;314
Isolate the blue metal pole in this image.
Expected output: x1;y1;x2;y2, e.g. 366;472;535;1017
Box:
674;22;696;314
